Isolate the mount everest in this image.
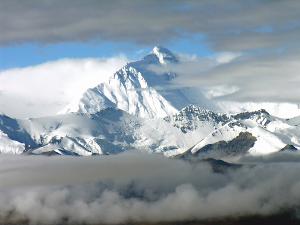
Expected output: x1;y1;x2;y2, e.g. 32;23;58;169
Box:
62;46;216;118
0;46;300;158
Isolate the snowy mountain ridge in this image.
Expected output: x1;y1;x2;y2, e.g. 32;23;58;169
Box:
0;105;299;158
1;46;300;158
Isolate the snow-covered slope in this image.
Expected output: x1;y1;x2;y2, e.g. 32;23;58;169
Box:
21;109;142;156
0;105;300;157
63;46;216;118
22;108;212;156
65;66;178;118
0;108;184;156
166;106;300;158
0;131;25;154
0;114;37;154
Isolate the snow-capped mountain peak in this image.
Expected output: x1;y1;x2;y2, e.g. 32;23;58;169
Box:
233;109;273;127
151;46;178;64
62;50;179;118
62;46;216;118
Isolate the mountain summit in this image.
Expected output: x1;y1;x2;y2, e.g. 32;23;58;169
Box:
152;46;178;64
63;46;215;118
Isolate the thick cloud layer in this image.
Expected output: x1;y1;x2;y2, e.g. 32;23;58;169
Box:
0;57;127;118
0;152;300;224
1;0;300;52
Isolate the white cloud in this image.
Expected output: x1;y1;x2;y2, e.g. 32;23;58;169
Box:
195;51;300;104
203;85;240;99
214;52;241;64
146;50;300;117
0;57;127;118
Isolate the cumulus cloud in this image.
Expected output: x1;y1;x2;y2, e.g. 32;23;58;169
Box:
0;56;127;118
1;0;300;52
0;152;300;224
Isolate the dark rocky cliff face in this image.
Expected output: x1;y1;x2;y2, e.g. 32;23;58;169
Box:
280;144;298;152
180;132;257;160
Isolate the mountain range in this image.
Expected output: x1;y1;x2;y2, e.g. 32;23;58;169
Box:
1;46;299;159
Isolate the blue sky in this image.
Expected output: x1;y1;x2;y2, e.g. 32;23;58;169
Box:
0;36;212;70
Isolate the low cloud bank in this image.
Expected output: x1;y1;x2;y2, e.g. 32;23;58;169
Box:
0;152;300;224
